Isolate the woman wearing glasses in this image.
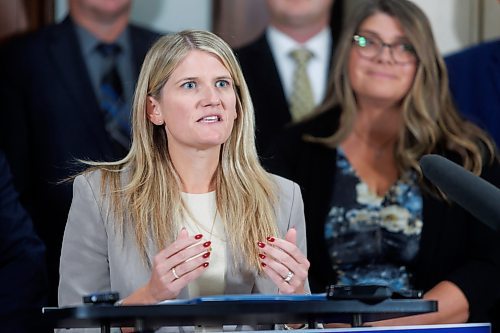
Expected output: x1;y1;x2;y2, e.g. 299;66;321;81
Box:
267;0;500;327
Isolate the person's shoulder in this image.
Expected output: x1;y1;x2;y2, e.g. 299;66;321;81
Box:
0;19;68;60
128;24;162;57
75;168;103;191
445;39;500;65
128;23;162;41
269;173;297;190
77;166;131;187
234;32;268;57
1;28;44;55
478;147;500;184
452;39;499;57
431;143;500;184
268;174;302;206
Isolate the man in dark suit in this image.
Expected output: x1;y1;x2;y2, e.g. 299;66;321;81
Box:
0;150;48;332
235;0;338;162
0;0;160;305
445;39;500;146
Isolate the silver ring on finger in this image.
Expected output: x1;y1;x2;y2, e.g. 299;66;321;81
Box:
171;267;180;280
283;271;294;283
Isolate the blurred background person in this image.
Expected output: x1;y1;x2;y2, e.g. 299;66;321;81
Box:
445;36;500;146
0;150;48;333
266;0;500;328
0;0;160;305
59;30;310;332
235;0;337;161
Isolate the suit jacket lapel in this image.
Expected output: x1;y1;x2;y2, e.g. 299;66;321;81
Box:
255;35;291;124
239;34;290;125
47;17;108;146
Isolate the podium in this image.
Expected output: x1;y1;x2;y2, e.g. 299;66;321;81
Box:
43;294;437;332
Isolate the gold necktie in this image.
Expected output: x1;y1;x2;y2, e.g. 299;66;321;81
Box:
289;48;315;122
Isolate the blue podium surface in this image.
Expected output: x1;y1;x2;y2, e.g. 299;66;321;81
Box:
43;294;437;332
295;323;490;333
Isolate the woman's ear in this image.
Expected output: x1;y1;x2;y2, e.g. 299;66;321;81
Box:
146;96;164;125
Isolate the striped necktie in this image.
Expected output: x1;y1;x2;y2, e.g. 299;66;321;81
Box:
289;48;315;122
96;43;131;150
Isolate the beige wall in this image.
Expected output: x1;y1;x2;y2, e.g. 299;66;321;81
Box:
414;0;478;55
483;0;500;42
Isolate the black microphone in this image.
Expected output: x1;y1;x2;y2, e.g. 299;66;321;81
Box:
419;154;500;231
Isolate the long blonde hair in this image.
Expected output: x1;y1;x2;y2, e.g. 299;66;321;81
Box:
87;30;278;270
312;0;495;186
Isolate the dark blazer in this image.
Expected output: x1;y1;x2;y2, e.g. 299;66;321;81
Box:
0;16;160;305
266;108;500;326
445;39;500;146
0;151;48;332
235;32;333;161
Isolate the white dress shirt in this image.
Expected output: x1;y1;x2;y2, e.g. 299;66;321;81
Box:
181;191;226;298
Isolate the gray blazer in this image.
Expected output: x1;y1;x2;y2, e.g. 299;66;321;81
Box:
58;170;308;332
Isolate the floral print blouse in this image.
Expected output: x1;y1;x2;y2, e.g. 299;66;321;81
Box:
324;149;423;292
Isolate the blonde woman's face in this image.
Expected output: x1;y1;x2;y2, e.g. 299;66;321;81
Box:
348;13;417;107
147;50;237;151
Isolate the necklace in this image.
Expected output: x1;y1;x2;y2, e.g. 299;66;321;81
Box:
196;210;219;242
352;129;396;158
181;192;223;242
188;209;218;253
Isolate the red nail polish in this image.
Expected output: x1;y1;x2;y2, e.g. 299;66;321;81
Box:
259;254;266;259
203;252;211;258
261;262;267;267
266;236;275;242
257;241;265;248
203;241;211;248
195;234;203;240
203;262;209;268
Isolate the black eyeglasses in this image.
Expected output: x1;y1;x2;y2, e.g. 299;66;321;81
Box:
352;33;417;64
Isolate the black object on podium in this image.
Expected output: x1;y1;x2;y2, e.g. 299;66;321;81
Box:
43;292;437;333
